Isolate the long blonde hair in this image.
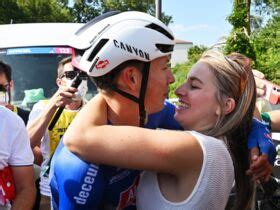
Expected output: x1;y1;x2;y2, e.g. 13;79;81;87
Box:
199;50;256;210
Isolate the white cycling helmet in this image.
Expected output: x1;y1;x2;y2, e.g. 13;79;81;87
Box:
69;11;174;77
69;11;175;127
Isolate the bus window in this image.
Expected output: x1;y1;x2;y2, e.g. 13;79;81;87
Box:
0;23;97;109
0;47;97;108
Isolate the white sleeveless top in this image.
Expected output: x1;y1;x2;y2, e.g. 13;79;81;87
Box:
136;131;234;210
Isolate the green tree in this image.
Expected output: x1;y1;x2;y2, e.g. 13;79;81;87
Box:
224;0;256;59
252;15;280;83
104;0;172;25
250;0;280;83
224;0;279;83
0;0;172;25
69;0;101;23
187;45;208;64
0;0;25;24
253;0;279;15
22;0;72;22
169;62;190;99
0;0;72;23
250;0;279;30
75;0;173;25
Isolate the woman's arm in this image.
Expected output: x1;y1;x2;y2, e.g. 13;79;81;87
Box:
64;94;203;174
66;125;202;174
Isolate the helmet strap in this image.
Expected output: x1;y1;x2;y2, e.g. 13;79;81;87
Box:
111;87;139;104
111;62;150;127
138;62;150;127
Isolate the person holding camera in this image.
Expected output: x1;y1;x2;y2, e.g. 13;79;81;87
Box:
27;56;88;210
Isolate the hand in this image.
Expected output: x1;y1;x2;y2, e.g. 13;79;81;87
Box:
248;118;276;165
51;86;77;108
253;69;266;97
0;102;14;111
246;147;272;182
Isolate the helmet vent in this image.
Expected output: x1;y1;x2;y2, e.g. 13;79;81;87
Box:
75;11;119;35
87;39;109;62
155;44;174;53
146;23;174;40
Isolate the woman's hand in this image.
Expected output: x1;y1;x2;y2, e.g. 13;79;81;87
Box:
246;147;273;182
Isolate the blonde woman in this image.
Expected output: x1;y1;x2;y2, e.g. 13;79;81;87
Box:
63;50;259;209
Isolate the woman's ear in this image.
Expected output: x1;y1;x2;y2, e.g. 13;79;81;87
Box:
223;98;236;115
215;98;236;116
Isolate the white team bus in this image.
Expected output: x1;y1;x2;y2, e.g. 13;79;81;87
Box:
0;23;97;109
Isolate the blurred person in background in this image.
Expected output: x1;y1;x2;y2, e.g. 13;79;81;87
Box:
27;57;88;210
0;61;30;124
0;105;35;210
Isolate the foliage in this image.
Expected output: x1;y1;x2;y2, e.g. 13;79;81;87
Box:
250;0;279;31
99;0;172;25
253;0;280;15
0;0;172;25
169;62;190;99
187;45;208;64
23;0;72;22
224;0;256;59
224;0;279;84
0;0;72;23
169;45;207;99
0;0;25;24
65;0;173;25
252;16;280;84
100;0;154;13
250;0;280;83
227;2;248;29
70;0;101;23
224;27;256;59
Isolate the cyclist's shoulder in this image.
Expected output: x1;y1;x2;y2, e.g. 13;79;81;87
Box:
53;144;97;173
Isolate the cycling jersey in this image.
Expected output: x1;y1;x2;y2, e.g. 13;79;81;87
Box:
50;100;181;210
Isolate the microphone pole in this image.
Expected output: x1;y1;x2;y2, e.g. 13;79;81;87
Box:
48;73;82;131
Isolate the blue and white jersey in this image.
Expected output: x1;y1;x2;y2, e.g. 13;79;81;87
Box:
50;100;182;210
146;99;181;129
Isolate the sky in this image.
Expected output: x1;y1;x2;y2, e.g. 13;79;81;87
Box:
162;0;234;47
69;0;234;47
